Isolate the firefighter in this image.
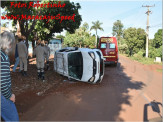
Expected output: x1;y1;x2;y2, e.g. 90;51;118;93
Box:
33;40;47;82
17;36;28;76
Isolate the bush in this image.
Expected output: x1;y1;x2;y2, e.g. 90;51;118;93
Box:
130;55;155;64
156;46;162;59
125;49;130;56
137;50;145;57
119;44;128;54
149;46;162;59
133;50;144;60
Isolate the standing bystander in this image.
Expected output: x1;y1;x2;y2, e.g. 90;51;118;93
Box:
0;31;19;121
17;37;28;76
13;42;20;72
34;40;47;82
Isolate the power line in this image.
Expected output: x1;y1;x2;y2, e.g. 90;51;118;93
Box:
150;24;162;28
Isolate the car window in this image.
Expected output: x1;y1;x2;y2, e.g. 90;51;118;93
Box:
100;43;106;48
109;43;115;49
68;52;83;80
54;42;59;44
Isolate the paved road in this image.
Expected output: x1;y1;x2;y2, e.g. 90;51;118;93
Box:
21;55;162;121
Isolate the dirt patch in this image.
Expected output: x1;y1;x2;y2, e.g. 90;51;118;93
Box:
11;57;102;118
10;57;66;117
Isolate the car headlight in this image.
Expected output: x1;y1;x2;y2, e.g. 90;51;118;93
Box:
89;52;95;59
89;76;95;82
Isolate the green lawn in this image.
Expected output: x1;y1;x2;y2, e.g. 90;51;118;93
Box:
119;53;162;65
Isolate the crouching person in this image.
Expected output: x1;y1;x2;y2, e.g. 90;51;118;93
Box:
33;40;47;82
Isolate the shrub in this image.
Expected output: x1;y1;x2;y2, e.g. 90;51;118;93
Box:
149;46;162;59
119;44;128;54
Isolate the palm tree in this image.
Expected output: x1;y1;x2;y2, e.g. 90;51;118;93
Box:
90;21;104;47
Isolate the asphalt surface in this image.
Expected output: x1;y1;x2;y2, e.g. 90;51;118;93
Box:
20;55;162;121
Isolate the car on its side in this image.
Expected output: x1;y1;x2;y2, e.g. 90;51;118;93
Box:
54;47;104;84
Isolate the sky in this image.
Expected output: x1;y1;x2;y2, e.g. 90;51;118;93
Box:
75;0;162;39
1;0;162;39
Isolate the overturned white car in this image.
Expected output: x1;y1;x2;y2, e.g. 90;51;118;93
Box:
54;47;104;84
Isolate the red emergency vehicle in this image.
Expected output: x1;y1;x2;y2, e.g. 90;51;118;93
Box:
98;37;118;66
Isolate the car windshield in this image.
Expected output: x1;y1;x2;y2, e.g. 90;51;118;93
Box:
68;52;83;80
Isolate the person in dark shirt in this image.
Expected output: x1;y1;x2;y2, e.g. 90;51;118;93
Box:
13;42;20;72
0;31;19;121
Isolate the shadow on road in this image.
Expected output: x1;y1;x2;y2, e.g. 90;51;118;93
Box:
143;100;162;122
91;62;146;121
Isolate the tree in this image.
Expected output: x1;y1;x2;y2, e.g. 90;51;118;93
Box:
64;23;95;48
149;46;162;59
123;27;146;56
34;1;82;41
1;1;82;50
56;35;65;39
82;22;89;32
118;38;128;54
90;20;104;47
153;29;162;48
1;1;38;48
148;29;162;59
149;39;154;47
112;20;124;44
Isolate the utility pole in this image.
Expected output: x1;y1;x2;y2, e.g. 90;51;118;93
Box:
142;5;155;58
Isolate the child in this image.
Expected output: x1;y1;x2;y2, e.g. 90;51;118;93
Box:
33;40;47;82
44;41;51;70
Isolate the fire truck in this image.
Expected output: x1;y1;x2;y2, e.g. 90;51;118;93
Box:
98;37;118;66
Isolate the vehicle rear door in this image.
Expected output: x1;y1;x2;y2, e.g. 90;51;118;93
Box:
107;43;116;59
